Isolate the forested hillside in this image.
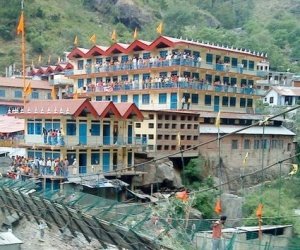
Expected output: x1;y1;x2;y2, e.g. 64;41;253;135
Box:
0;0;300;75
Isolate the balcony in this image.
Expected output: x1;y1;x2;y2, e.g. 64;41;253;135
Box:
19;135;144;148
48;78;74;86
70;58;261;77
86;81;266;96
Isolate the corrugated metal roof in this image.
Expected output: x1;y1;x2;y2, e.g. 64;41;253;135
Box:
0;232;23;245
272;86;300;96
0;115;24;133
199;111;284;121
199;125;295;136
0;77;52;90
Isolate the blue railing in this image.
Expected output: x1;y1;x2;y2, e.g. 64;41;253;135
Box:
86;81;266;96
71;58;264;77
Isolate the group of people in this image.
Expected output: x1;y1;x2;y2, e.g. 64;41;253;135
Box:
42;127;65;146
7;155;73;179
89;51;202;74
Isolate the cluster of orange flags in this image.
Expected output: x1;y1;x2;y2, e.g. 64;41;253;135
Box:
175;190;189;202
214;199;222;214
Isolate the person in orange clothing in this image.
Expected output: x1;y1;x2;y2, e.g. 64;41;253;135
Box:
212;215;227;250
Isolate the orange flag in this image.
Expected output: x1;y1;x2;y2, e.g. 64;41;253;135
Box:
256;203;263;218
51;86;56;100
133;27;138;40
175;190;189;202
156;22;163;35
111;29;117;42
17;12;24;35
214;199;222;214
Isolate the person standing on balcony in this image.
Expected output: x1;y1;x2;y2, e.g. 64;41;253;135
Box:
187;97;191;110
181;96;186;109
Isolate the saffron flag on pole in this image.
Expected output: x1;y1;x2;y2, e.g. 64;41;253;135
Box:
17;12;24;35
24;82;32;96
215;111;221;128
177;132;181;147
89;34;96;44
38;55;42;64
48;55;51;65
133;28;138;40
214;199;222;214
74;35;78;47
156;22;163;35
243;152;249;166
51;86;56;100
111;30;117;42
256;203;263;218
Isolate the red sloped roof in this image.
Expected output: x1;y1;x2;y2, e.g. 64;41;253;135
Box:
67;47;89;59
126;40;151;52
14;99;98;118
114;103;144;120
86;45;108;57
90;101;121;118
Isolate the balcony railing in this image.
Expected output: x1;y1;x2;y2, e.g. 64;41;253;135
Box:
86;81;266;96
70;58;266;77
20;135;145;148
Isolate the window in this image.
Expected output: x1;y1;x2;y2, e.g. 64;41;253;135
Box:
191;94;199;104
254;140;260;149
231;140;238;149
0;89;5;97
180;124;185;129
121;55;128;63
27;120;34;135
149;114;154;119
171;135;176;140
149;134;154;140
121;95;128;102
143;73;150;80
148;123;154;129
261;139;268;149
14;90;22;98
67;120;76;135
121;75;128;81
205;95;212;106
222;96;229;106
45;120;60;131
187;124;192;129
31;92;39;99
77;60;84;70
244;139;251;149
193;136;198;140
91;152;100;164
159;50;168;58
164;145;169;150
242;60;248;68
165;115;170;120
230;97;236;107
78;79;84;88
240;98;246;108
142;94;150;104
164;134;170;140
143;53;150;59
157;123;162;128
249;61;254;70
157;135;163;140
112;95;118;102
206;53;213;64
127;152;132;167
247;99;253;107
206;74;212;83
270;97;274;104
172;124;177;129
159;93;167;104
287;143;292;151
96;96;102;101
165;124;170;129
231;58;238;67
91;123;100;136
194;124;198;129
135;123;141;128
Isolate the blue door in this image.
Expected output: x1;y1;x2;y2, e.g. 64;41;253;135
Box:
103;123;110;145
79;123;87;145
133;94;139;107
170;93;177;109
128;124;133;144
103;152;110;172
79;153;87;174
214;96;220;112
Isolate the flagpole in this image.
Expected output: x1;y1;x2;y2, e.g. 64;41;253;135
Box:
21;0;26;106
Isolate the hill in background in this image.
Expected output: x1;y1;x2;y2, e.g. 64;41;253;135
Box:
0;0;300;75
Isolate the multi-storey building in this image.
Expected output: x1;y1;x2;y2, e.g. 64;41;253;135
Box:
66;36;269;113
199;111;295;176
135;109;200;157
0;77;52;114
11;99;144;175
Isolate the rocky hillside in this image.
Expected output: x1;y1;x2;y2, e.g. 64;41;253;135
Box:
0;0;300;74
